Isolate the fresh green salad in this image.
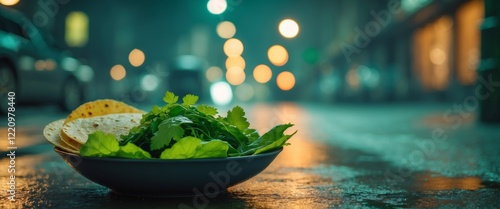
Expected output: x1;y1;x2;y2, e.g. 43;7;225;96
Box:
80;92;296;159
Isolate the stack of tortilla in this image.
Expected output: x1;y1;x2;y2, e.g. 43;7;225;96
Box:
43;100;144;154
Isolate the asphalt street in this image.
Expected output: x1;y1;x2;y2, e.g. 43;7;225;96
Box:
1;102;499;208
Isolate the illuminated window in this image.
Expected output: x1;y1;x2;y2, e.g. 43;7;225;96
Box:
65;11;89;47
456;0;484;85
413;16;453;90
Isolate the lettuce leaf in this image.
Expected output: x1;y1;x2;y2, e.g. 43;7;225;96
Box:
116;142;151;159
160;136;201;159
160;137;229;159
80;131;120;157
194;140;229;158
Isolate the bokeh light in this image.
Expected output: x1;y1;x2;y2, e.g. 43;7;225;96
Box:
346;68;360;89
207;0;227;15
141;74;160;91
279;19;300;38
110;64;126;81
76;65;94;82
129;48;145;67
430;48;446;65
217;21;236;39
223;38;244;57
45;59;57;71
303;47;319;64
0;0;19;6
226;67;246;86
276;71;295;91
268;45;289;66
206;66;223;82
235;83;255;102
34;60;46;71
225;56;246;71
65;11;89;47
253;64;272;83
210;82;232;105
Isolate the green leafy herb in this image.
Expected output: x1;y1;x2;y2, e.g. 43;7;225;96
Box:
81;91;296;159
197;105;218;116
182;94;199;106
226;106;250;131
150;116;193;150
163;91;178;104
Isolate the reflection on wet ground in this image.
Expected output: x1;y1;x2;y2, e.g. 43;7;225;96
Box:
1;103;500;208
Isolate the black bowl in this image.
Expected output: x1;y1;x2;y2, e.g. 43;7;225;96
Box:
54;147;282;197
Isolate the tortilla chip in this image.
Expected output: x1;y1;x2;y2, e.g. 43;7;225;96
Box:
43;119;79;154
62;113;143;144
64;99;144;125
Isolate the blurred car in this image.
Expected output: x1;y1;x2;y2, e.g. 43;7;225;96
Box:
0;6;91;114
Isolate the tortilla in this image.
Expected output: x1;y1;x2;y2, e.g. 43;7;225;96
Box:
59;130;83;150
64;99;144;125
43;119;79;154
61;113;143;144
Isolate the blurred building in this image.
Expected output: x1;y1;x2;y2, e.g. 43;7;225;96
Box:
320;0;486;103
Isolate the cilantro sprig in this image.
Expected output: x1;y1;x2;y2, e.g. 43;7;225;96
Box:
80;91;296;159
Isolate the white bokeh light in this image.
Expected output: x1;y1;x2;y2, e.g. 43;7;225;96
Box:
207;0;227;15
279;19;300;38
141;74;160;91
210;81;233;105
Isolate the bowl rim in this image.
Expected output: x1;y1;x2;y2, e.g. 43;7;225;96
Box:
54;147;283;163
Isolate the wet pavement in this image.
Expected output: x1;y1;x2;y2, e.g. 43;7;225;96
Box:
1;103;500;208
